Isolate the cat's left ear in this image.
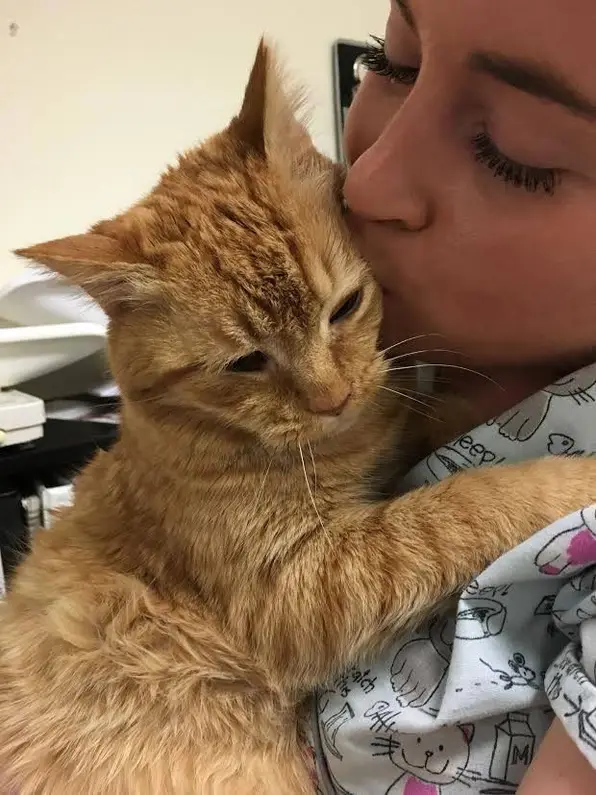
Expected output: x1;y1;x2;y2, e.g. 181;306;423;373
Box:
232;37;315;162
459;724;476;745
14;231;158;315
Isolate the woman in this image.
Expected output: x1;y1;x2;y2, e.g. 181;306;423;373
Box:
311;1;596;793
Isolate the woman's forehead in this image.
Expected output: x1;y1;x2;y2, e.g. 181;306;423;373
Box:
392;0;596;95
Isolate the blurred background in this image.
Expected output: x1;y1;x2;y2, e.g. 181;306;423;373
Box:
1;0;387;287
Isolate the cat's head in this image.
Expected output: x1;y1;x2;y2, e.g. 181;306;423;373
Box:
391;725;475;786
16;40;385;450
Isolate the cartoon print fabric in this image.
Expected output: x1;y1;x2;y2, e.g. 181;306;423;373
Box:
310;362;596;794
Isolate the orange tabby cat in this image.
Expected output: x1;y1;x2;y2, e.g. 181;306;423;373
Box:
1;41;596;795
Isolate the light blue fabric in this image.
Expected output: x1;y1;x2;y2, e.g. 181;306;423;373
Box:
310;362;596;794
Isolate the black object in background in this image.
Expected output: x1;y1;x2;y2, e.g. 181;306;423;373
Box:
0;419;118;481
0;487;28;583
332;39;369;162
0;419;119;584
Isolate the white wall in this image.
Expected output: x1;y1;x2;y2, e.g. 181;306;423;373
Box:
0;0;388;288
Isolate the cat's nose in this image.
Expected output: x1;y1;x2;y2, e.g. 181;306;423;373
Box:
307;386;352;417
425;750;433;759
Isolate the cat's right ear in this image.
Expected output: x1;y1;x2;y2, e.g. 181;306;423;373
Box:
14;233;158;315
231;38;268;157
232;38;314;163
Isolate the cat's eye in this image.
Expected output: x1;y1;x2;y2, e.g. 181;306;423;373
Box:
330;289;363;324
226;351;268;374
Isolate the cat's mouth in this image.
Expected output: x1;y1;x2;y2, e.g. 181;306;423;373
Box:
401;751;449;776
297;365;386;442
425;759;449;776
293;401;364;446
317;399;363;432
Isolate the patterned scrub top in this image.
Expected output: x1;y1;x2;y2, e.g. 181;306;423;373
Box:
309;362;596;795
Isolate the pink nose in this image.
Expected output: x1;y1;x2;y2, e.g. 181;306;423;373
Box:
307;388;352;417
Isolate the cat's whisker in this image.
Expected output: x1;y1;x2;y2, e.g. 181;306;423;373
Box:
379;386;440;419
387;362;505;389
254;457;275;506
458;769;482;779
395;386;445;404
367;398;392;415
298;442;330;544
385;347;461;364
379;332;444;358
306;440;318;496
379;385;435;409
371;735;399;750
385;372;429;380
396;393;437;411
380;397;439;423
371;737;393;746
390;372;452;386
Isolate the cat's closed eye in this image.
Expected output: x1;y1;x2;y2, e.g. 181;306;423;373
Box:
226;351;268;374
330;288;363;325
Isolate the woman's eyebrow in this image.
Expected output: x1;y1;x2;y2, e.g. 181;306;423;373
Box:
469;51;596;120
394;0;416;31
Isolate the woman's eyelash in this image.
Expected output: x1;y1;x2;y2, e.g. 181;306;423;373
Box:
472;131;561;195
361;36;419;86
362;37;560;198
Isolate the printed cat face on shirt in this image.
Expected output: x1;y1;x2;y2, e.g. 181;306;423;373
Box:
389;724;475;786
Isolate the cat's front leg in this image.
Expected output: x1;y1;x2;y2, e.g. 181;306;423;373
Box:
256;456;596;690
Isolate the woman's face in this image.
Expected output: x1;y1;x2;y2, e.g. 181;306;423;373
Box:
345;0;596;367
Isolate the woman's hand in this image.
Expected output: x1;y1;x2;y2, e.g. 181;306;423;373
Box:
518;719;595;794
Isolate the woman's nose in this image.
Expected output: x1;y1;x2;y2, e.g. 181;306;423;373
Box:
343;79;439;231
343;141;432;231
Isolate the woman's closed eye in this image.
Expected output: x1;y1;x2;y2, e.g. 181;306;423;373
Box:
472;131;562;196
362;36;419;86
362;37;563;197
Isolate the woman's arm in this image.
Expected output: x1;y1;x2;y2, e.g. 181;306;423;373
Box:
518;719;595;795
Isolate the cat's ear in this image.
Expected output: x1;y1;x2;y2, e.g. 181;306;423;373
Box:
14;231;158;315
232;37;315;161
459;724;475;745
232;38;268;156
